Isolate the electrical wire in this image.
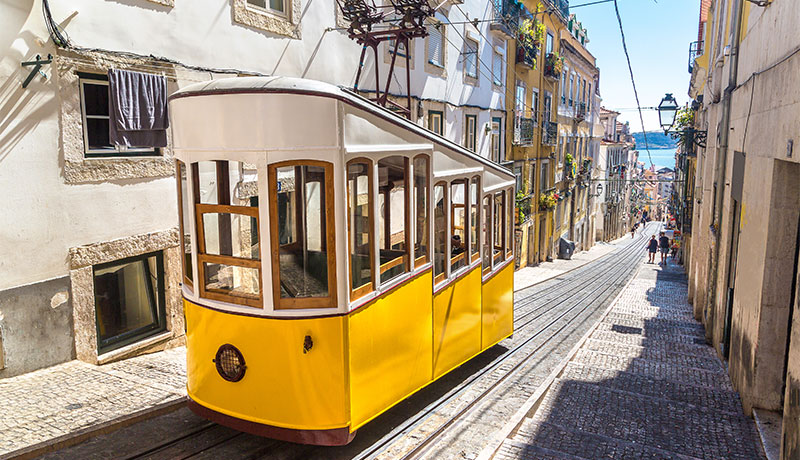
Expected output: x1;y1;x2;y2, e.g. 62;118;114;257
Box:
611;0;654;169
42;0;70;47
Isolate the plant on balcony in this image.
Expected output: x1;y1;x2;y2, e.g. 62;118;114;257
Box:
539;192;556;211
669;107;696;150
544;51;564;78
517;18;545;67
516;190;532;222
565;153;576;180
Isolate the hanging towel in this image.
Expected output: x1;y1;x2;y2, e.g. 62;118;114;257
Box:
108;69;169;148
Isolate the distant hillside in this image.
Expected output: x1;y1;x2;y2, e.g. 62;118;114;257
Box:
632;131;677;150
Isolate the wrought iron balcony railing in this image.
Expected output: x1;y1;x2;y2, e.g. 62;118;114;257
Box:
542;121;557;146
688;40;703;73
516;42;537;68
576;102;586;120
489;0;521;39
513;113;535;146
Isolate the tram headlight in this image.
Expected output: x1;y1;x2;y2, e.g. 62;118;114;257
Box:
214;344;246;382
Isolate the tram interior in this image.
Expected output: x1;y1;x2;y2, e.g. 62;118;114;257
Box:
377;156;408;284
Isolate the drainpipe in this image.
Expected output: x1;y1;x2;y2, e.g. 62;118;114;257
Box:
708;0;744;338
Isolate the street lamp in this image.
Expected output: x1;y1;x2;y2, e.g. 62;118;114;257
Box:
657;93;679;134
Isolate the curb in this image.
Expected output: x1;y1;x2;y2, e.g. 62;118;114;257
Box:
477;260;644;460
1;396;187;460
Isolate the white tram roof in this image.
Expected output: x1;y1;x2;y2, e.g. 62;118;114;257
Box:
170;76;513;187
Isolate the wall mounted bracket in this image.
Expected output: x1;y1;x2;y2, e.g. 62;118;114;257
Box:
21;54;53;89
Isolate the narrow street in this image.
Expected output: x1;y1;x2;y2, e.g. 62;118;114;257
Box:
40;225;659;460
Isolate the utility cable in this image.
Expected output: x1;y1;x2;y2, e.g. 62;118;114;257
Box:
612;0;654;169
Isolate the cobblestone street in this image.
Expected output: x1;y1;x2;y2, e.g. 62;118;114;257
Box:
495;261;766;460
0;347;186;458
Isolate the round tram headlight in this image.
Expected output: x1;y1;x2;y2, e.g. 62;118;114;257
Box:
214;344;246;382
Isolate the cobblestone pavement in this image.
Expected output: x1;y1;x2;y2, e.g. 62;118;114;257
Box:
0;347;186;458
496;262;766;460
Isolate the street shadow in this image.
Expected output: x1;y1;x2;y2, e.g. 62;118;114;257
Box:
513;263;766;459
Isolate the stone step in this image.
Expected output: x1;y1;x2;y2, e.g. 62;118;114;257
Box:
560;362;744;415
582;338;726;372
527;378;764;460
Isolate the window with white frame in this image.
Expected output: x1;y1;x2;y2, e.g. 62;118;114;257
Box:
429;110;443;135
247;0;286;15
427;22;445;67
546;31;554;55
79;74;159;157
464;38;479;79
561;67;568;104
492;47;503;86
569;73;574;107
389;38;410;58
465;114;477;152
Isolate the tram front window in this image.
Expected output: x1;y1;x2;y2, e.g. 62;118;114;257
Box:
275;165;329;298
377;156;409;284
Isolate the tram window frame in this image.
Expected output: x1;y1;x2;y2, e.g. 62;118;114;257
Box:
433;182;447;285
506;188;514;259
346;158;376;302
413;155;430;268
192;161;263;308
268;160;338;310
450;180;468;274
482;194;493;274
493;192;505;266
377;156;411;285
176;160;193;288
470;176;480;263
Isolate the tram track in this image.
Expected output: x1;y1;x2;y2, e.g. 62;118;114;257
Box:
339;224;660;460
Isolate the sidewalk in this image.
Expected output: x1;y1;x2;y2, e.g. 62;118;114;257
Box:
514;233;634;292
495;261;766;460
0;347;186;459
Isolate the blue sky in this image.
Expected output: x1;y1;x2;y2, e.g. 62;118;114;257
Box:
575;0;700;132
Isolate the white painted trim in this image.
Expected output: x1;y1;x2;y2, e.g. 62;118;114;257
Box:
345;144;433;155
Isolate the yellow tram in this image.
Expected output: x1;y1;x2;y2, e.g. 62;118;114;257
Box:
169;76;515;445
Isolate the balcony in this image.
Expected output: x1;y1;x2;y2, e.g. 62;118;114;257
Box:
576;102;586;121
688;40;704;73
544;52;563;80
489;0;521;39
549;0;569;19
516;42;537;69
513;112;536;146
542;121;557;146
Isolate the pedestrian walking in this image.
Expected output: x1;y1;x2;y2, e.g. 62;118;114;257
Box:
658;231;670;265
646;235;658;263
631;226;636;239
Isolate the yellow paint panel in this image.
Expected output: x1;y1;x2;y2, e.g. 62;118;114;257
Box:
482;263;515;349
185;300;348;430
348;272;433;430
433;267;482;378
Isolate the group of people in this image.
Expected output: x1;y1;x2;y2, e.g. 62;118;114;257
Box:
646;232;672;265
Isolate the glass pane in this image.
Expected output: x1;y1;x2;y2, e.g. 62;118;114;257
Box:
451;181;466;272
196;161;258;205
178;162;193;284
470;177;479;258
83;82;109;116
276;165;330;298
507;189;514;256
196;161;219;204
348;162;372;292
482;196;492;271
247;0;266;7
86;118;112;150
414;157;429;263
269;0;284;12
94;255;161;346
434;184;446;279
203;262;260;299
494;192;504;264
378;156;408;284
202;213;259;260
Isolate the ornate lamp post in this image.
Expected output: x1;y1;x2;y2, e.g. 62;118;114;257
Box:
657;93;707;150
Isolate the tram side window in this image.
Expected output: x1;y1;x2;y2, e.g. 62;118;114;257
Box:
177;161;193;287
482;195;492;273
347;160;374;300
377;156;409;284
506;188;514;259
270;163;336;309
193;161;261;308
470;176;480;263
434;183;447;283
414;155;429;267
493;192;505;265
450;181;467;273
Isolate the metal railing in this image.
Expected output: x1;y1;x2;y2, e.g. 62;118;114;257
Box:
513;113;535;145
490;0;521;39
688;40;704;73
542;121;557;146
515;42;536;68
576;102;586;120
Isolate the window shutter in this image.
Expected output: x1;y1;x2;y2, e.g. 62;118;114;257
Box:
428;25;443;66
493;52;503;85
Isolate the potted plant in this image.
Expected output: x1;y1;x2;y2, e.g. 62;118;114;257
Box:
544;51;564;78
538;192;556;210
